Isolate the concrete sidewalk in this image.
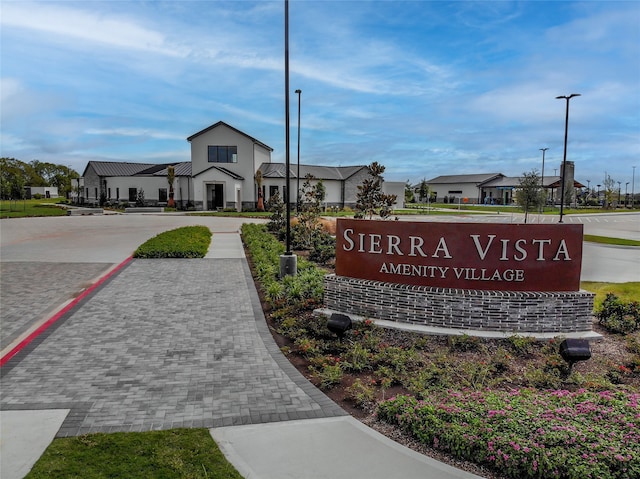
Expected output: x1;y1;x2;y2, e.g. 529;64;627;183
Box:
0;230;483;479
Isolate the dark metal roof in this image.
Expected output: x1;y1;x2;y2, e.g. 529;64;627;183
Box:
480;176;584;189
83;161;191;178
426;173;504;184
186;121;273;151
83;161;156;177
150;162;192;177
259;163;367;180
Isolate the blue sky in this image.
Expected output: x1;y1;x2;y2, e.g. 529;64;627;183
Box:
1;1;638;187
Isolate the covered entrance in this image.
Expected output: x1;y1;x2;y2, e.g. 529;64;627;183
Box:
207;183;224;210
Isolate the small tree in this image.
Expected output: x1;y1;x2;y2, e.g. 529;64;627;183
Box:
603;173;616;209
255;170;264;211
355;162;397;219
292;174;330;250
514;170;543;223
135;189;145;207
404;180;415;203
418;179;430;203
266;190;285;234
167;165;175;208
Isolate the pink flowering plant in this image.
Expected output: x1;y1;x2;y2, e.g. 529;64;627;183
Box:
377;389;640;479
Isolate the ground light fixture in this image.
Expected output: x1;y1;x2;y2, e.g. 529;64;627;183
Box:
556;93;581;223
559;338;591;374
327;313;352;338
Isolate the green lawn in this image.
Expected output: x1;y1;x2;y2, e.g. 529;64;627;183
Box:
581;281;640;306
26;428;243;479
0;199;68;218
583;234;640;247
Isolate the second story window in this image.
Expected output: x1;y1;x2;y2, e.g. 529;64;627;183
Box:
208;146;237;163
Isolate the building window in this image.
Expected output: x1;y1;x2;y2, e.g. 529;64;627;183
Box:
95;187;98;199
159;188;167;202
86;188;89;198
108;188;111;199
208;146;237;163
269;185;279;198
448;190;463;194
116;188;120;200
129;188;137;202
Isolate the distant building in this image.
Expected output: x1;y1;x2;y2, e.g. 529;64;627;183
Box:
424;163;584;205
24;186;59;199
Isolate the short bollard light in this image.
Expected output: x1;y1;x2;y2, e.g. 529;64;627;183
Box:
559;338;591;373
327;313;352;338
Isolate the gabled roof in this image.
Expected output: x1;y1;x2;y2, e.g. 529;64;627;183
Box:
186;121;273;151
192;165;244;180
480;176;584;189
259;163;367;180
83;161;156;177
426;173;504;184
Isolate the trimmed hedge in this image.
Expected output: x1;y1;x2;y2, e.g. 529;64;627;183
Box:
133;226;212;258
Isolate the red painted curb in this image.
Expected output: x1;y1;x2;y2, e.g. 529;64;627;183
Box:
0;256;134;367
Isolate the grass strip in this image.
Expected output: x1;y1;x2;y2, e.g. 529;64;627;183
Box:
581;282;640;307
584;234;640;247
25;428;243;479
0;199;67;218
133;226;212;258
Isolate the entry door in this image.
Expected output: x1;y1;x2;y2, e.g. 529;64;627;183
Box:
209;183;224;210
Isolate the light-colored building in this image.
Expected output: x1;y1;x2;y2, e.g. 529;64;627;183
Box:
424;173;503;204
81;121;403;210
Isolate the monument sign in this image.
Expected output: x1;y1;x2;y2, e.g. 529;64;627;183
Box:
336;219;583;292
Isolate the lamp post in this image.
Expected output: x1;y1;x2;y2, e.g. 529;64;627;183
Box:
556;93;581;223
633;166;637;209
279;0;297;277
539;147;548;213
626;182;630;208
597;184;601;205
295;89;302;211
618;181;621;207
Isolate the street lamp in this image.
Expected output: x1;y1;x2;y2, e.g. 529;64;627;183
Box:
295;89;302;212
556;93;581;223
597;184;601;205
626;182;630;208
633;166;637;209
539;147;548;213
280;0;297;277
618;181;622;207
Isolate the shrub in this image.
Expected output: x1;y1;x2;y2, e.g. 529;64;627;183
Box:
506;335;538;356
314;363;343;389
448;334;482;352
346;378;377;409
378;389;640;479
133;226;211;258
597;293;640;334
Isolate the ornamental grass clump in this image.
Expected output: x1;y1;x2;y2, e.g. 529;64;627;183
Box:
377;389;640;479
133;226;211;258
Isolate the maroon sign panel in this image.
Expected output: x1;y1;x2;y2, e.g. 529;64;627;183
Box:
335;219;583;292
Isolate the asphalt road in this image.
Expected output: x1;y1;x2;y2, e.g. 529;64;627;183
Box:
1;211;638;282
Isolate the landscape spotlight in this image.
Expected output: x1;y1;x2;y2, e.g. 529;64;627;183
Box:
327;313;352;338
559;338;591;374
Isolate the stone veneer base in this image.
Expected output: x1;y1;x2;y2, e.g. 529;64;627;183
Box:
323;274;595;335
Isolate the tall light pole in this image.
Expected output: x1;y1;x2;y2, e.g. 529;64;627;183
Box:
556;93;581;223
539;147;548;213
295;89;302;211
626;182;630;208
618;181;622;206
633;166;636;209
279;0;297;277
